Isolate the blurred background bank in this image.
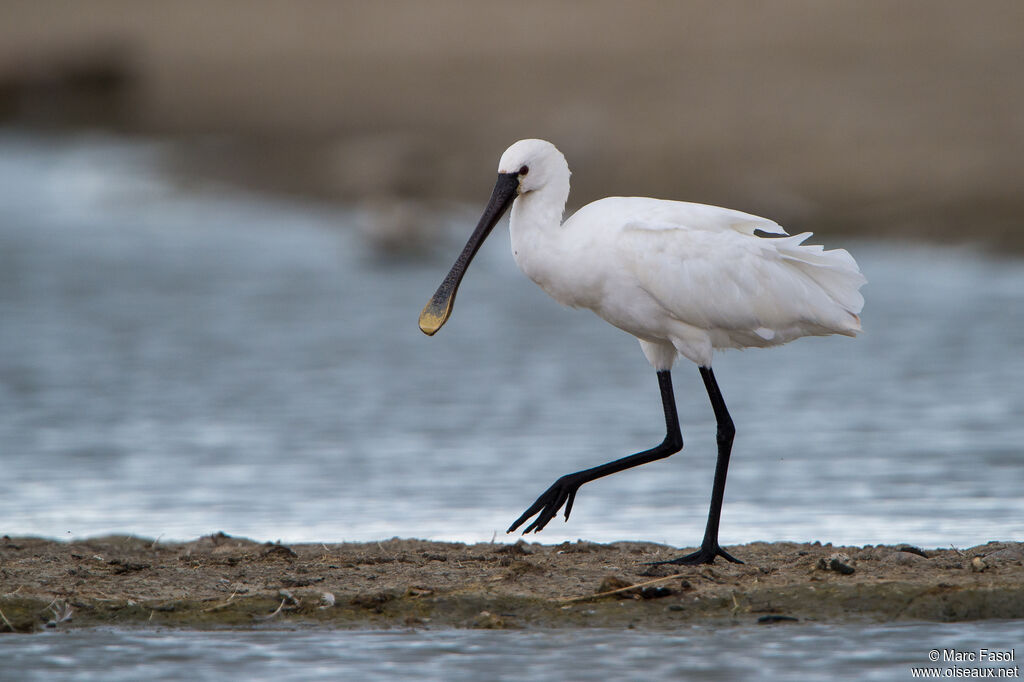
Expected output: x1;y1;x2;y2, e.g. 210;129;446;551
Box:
2;0;1021;249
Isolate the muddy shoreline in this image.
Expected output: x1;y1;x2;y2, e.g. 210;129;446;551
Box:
2;535;1022;633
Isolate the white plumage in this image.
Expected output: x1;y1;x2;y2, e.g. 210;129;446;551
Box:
419;138;866;565
501;139;865;368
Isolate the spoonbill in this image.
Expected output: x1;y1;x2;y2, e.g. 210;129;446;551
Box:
419;139;865;565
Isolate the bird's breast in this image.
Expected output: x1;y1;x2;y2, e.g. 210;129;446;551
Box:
510;229;602;311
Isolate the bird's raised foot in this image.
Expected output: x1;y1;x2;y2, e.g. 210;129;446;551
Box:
506;474;584;534
646;545;744;566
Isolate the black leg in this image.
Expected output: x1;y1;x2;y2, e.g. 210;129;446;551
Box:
507;370;684;534
651;366;742;565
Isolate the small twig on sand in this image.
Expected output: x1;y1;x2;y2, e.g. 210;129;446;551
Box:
43;599;73;627
558;573;686;604
0;607;15;632
257;598;288;621
201;590;238;612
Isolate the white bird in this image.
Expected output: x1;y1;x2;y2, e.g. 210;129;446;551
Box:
419;139;865;565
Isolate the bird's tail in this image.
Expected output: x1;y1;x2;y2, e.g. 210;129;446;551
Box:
775;232;866;333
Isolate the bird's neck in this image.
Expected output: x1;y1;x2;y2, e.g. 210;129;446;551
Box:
508;180;572;298
509;178;569;237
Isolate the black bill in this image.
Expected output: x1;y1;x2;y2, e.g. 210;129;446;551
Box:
418;172;519;335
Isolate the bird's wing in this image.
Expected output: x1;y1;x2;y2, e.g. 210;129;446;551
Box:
619;218;864;337
569;197;789;238
621;198;789;237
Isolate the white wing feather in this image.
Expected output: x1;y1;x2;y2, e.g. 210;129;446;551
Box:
562;198;865;356
623;222;864;343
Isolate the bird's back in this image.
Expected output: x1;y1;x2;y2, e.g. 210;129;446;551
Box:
560;197;866;362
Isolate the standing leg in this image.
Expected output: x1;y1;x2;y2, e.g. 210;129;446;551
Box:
654;366;742;565
508;370;684;534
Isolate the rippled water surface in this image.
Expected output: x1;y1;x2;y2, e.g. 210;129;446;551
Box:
2;622;1022;682
2;131;1023;678
2;132;1023;548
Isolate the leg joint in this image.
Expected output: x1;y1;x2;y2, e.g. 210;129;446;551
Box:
716;418;735;446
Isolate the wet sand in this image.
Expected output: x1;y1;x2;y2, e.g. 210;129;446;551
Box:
2;534;1022;632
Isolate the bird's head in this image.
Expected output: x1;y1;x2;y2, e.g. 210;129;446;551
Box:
418;139;567;336
496;138;569;196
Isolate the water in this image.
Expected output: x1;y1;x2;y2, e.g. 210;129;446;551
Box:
2;131;1022;548
1;132;1022;676
1;622;1020;681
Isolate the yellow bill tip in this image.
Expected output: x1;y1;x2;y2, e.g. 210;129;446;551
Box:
418;297;453;336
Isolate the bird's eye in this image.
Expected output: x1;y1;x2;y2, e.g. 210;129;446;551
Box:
519;165;529;176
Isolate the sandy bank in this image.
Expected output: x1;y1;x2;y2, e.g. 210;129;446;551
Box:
2;534;1022;632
